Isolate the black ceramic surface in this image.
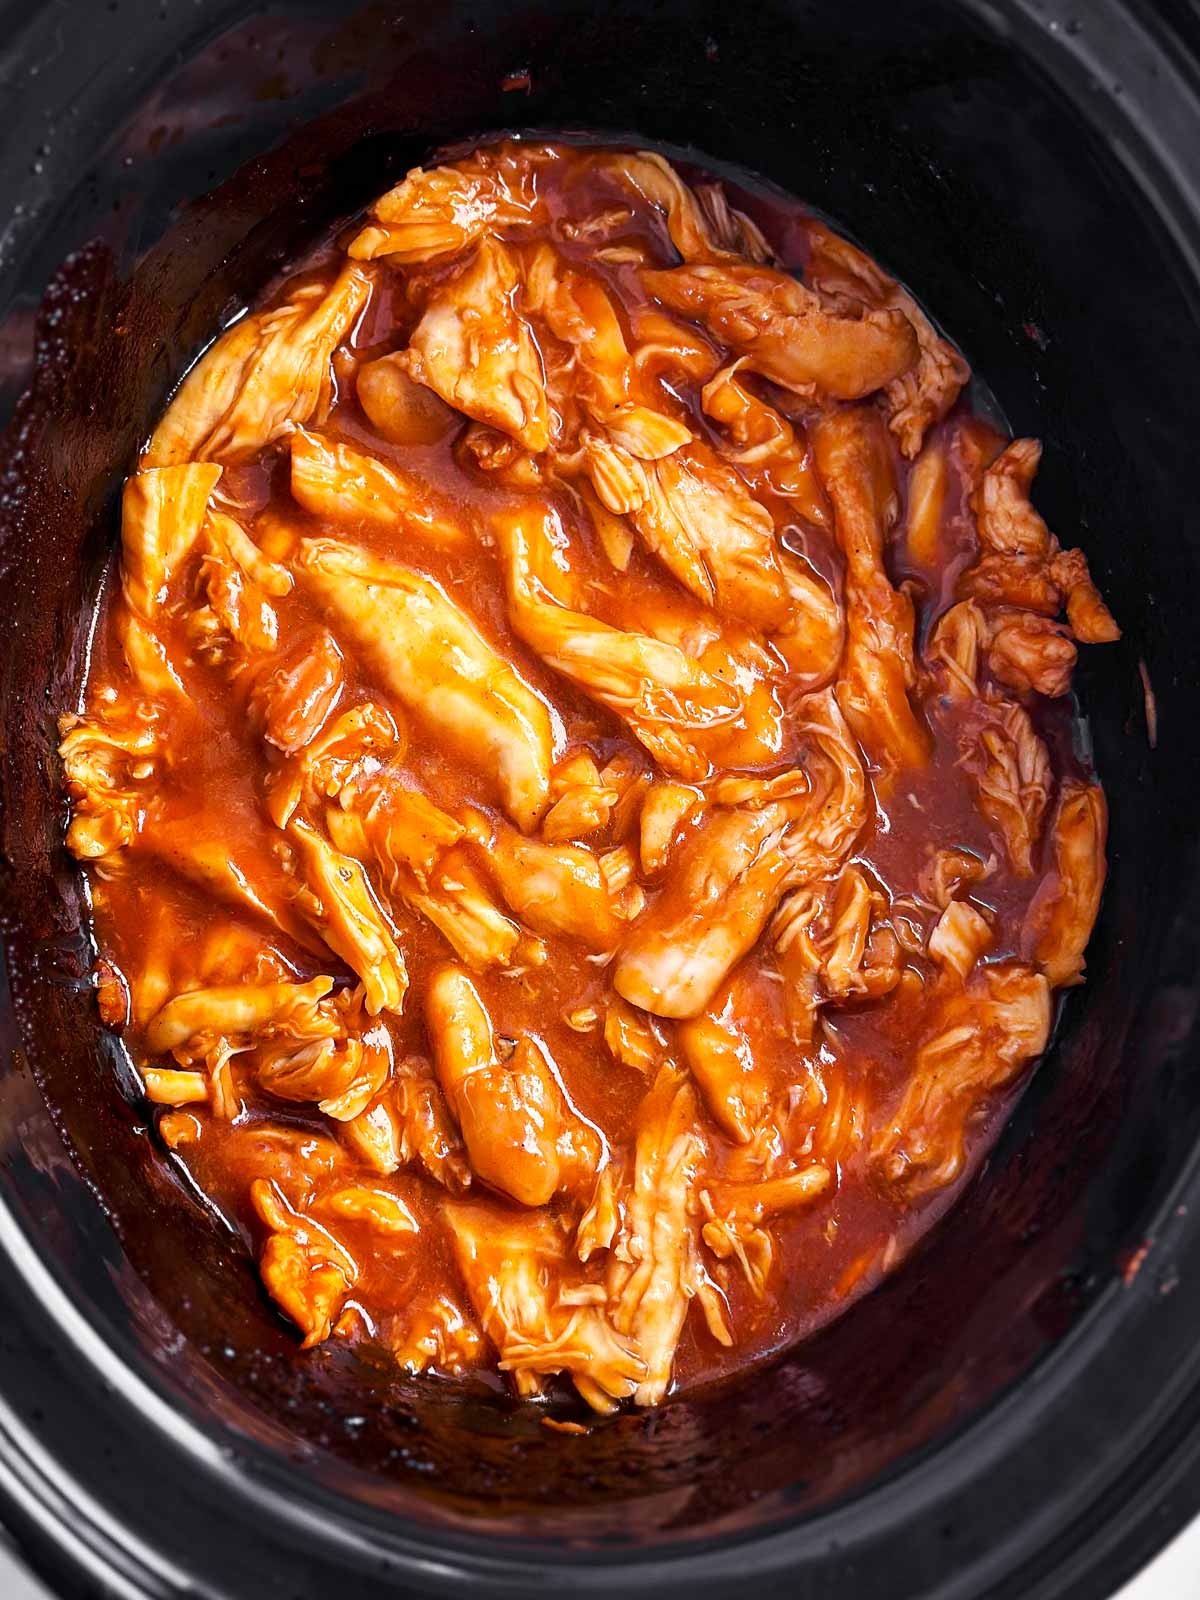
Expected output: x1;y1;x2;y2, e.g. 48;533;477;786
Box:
1;1;1199;1596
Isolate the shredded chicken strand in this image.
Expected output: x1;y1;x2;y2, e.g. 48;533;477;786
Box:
805;221;969;457
958;695;1053;878
445;1201;644;1412
144;263;372;466
1023;783;1107;986
495;499;784;780
348;147;555;263
812;407;930;775
871;964;1051;1194
959;438;1120;653
401;237;551;453
642;262;919;401
296;536;554;831
607;1069;721;1403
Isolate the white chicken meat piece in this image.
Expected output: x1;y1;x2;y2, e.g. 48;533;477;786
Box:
959;694;1053;878
289;430;467;548
145;975;391;1124
613;803;794;1021
608;1068;728;1404
928;592;1081;704
641;260;919;402
677;972;772;1144
143;263;372;465
521;240;692;460
340;1055;471;1192
771;552;844;692
769;887;824;1047
444;1200;644;1413
813;865;902;1001
986;609;1078;699
121;921;264;1044
903;437;949;567
120;463;223;620
700;1163;831;1297
919;846;993;912
144;975;335;1055
463;810;623;951
872;963;1051;1194
58;706;161;862
579;434;650;514
264;701;401;831
400;237;550;454
631;443;792;631
638;781;702;877
296;537;554;832
326;789;522;972
700;361;831;530
928;900;994;981
391;1294;485;1376
196;509;294;660
495;500;784;780
1023;783;1107;987
974;438;1060;558
691;179;775;265
812;406;930;774
971;439;1120;645
772;688;868;884
805;220;970;458
425;966;598;1206
772;865;900;1042
355;352;460;446
251;1178;357;1349
929;597;1077;702
118;462;222;697
926;600;988;700
540;750;621;844
602;995;666;1076
286;814;409;1015
616;688;867;1020
248;630;345;757
348;147;553;263
207;980;380;1117
255;989;393;1123
601;150;770;265
119;611;186;702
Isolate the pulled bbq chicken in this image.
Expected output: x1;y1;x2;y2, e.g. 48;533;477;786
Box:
62;141;1115;1416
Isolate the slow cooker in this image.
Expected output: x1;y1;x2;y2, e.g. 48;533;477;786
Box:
1;1;1199;1595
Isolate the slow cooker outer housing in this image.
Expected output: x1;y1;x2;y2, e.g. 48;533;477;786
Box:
1;1;1199;1596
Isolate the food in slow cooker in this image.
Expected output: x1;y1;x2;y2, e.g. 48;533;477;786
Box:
59;141;1118;1415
